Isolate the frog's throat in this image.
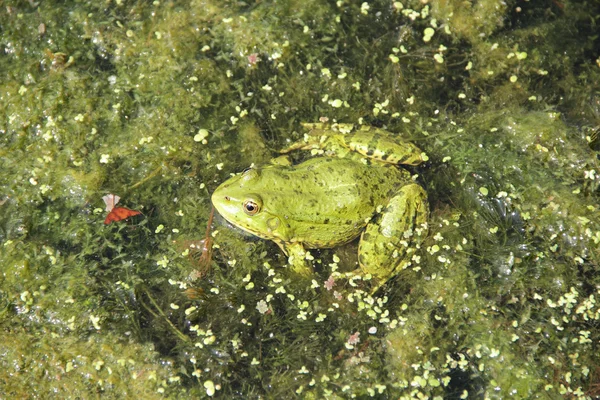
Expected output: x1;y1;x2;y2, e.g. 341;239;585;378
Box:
238;212;292;242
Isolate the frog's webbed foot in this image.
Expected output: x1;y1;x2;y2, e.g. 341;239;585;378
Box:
278;242;313;277
279;140;315;154
358;183;429;288
279;132;327;154
280;123;350;155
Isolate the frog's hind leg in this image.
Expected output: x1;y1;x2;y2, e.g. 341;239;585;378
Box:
341;128;426;166
358;184;428;291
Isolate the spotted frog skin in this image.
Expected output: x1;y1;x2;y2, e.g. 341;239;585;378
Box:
212;123;429;288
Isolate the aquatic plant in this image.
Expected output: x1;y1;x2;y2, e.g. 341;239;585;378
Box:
1;0;599;397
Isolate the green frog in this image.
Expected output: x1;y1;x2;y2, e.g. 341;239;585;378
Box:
211;123;429;288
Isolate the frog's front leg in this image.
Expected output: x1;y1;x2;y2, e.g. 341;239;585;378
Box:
276;241;314;277
358;183;428;289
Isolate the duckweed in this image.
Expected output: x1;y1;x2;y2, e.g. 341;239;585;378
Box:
1;0;600;398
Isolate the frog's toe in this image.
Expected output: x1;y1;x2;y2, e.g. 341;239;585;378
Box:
283;243;314;277
270;155;293;166
287;258;313;277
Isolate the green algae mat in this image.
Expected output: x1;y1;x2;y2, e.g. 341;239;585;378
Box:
1;1;600;398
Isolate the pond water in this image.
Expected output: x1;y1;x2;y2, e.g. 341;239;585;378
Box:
1;0;599;398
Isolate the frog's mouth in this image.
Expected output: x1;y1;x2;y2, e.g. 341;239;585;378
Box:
212;189;288;242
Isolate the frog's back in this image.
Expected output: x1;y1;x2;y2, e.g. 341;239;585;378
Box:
261;157;407;247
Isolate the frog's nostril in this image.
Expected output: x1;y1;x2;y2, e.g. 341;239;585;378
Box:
225;196;230;201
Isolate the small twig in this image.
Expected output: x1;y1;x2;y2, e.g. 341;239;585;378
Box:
141;287;190;343
129;164;164;190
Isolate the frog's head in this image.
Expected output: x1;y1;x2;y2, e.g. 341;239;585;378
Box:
211;167;290;242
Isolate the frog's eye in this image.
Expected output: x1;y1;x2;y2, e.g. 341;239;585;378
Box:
243;199;261;216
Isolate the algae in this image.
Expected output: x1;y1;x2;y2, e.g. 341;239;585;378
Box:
1;0;600;398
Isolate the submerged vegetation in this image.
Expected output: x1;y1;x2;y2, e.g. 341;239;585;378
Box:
1;0;599;398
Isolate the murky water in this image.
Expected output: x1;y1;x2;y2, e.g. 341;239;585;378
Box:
1;1;599;398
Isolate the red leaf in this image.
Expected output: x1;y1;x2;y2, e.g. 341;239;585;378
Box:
104;207;141;224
